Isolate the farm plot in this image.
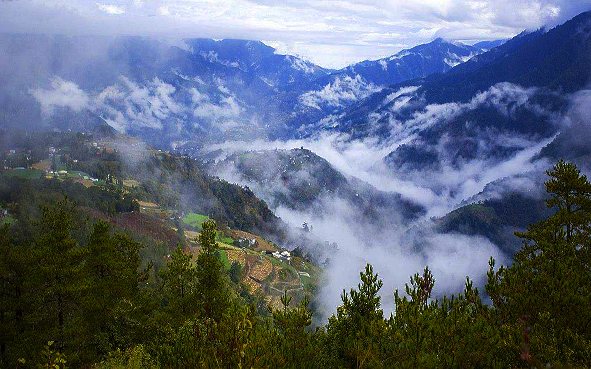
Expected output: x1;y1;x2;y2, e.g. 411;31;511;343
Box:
244;277;260;294
225;249;246;267
249;258;273;282
3;169;42;179
182;213;209;230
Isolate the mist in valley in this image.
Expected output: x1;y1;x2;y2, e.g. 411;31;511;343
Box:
3;12;591;319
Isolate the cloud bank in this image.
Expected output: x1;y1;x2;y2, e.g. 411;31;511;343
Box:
1;0;590;68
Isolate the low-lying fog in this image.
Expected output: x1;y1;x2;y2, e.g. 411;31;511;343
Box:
202;85;591;318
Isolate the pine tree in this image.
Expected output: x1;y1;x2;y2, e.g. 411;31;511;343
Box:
160;246;198;319
486;160;591;366
0;224;28;367
196;220;229;321
79;220;143;362
33;199;84;354
320;264;387;368
269;291;314;366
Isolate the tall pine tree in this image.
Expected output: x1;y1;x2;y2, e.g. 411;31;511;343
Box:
196;220;229;322
486;160;591;366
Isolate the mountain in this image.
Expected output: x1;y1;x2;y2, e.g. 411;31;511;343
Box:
0;35;330;146
184;39;331;91
0;32;509;146
435;192;552;256
340;38;489;86
286;38;502;135
212;148;424;225
308;12;591;163
280;11;591;257
471;39;507;52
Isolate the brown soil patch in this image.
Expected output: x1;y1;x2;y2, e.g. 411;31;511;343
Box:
138;201;159;208
225;250;246;266
185;231;200;242
227;229;275;252
110;212;183;251
245;254;260;264
79;179;95;187
250;258;273;282
32;160;50;171
123;179;141;188
244;277;260;294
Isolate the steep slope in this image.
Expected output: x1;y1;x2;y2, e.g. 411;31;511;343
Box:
309;12;591;168
184;39;331;91
289;11;591;254
435;193;552;256
212;148;424;225
286;38;502;135
342;38;487;86
422;12;591;104
0;35;329;146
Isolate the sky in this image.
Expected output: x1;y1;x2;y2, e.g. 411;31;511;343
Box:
0;0;590;68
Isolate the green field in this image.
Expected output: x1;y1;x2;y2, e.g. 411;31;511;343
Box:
3;169;42;179
217;250;231;270
65;171;91;179
182;212;209;230
218;235;234;244
53;155;66;171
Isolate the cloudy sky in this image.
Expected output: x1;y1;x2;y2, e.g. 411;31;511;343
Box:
1;0;590;68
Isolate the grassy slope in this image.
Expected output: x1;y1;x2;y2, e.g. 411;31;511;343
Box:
2;169;43;179
182;212;209;229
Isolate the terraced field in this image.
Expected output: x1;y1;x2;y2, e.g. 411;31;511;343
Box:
228;229;275;252
244;277;260;293
250;258;273;282
225;249;246;266
0;216;15;225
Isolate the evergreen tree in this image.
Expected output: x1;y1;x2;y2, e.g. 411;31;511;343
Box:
268;291;314;367
159;246;198;320
486;160;591;366
79;220;144;362
196;220;229;321
33;199;84;354
228;260;244;284
0;224;29;367
320;264;387;368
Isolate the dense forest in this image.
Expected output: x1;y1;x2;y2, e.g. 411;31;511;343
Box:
1;157;590;367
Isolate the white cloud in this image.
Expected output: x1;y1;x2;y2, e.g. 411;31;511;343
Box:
205;82;557;217
31;77;90;116
96;3;125;15
193;95;243;120
1;0;590;68
299;74;382;110
95;77;184;132
158;5;170;16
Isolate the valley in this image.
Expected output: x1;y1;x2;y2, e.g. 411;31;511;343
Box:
2;5;591;367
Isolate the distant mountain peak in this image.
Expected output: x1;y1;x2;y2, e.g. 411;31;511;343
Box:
431;37;447;43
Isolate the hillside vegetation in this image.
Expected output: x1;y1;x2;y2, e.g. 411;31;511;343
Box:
1;148;590;367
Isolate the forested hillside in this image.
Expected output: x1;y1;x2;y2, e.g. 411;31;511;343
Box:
2;6;591;368
1;155;590;367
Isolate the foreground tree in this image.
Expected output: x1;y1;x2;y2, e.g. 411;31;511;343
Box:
159;246;198;320
0;224;30;367
78;220;144;363
487;160;591;366
196;220;229;321
319;264;387;368
33;199;84;355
